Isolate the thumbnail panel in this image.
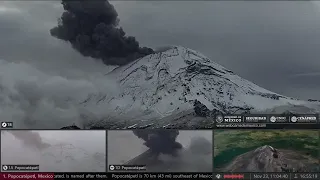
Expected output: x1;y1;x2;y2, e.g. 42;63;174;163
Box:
1;130;106;172
107;130;213;172
213;130;319;172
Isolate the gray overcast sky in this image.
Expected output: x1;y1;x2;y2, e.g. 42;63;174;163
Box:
0;1;319;99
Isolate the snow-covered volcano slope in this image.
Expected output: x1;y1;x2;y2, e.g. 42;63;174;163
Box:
81;46;318;128
2;46;317;129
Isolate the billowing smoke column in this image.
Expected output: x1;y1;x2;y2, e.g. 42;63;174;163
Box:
50;0;154;66
6;131;50;150
132;129;183;156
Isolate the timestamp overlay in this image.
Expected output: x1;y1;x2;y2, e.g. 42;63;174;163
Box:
251;173;319;180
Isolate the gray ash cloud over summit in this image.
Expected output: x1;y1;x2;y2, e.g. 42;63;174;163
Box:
50;0;153;66
220;145;319;172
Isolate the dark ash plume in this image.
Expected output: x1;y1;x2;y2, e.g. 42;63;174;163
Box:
132;129;182;156
7;131;50;150
50;0;154;66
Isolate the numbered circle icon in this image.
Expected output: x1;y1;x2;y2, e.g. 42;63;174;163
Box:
1;122;7;128
2;165;8;171
109;165;115;171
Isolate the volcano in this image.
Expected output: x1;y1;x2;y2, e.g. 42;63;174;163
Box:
219;145;319;172
76;46;319;129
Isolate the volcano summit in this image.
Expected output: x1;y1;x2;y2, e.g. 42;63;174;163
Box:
73;46;319;129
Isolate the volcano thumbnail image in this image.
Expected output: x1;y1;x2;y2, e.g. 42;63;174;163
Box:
1;130;106;172
107;130;213;172
213;130;319;172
